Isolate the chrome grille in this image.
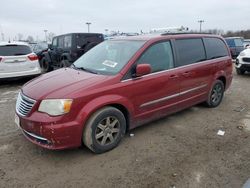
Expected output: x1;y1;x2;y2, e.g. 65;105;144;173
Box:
16;92;36;116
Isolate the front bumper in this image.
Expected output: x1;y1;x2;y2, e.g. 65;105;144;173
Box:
17;111;83;150
235;58;250;71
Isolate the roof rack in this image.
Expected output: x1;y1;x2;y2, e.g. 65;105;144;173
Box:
161;32;213;35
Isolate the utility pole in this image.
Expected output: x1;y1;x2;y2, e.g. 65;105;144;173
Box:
44;29;48;42
198;20;204;32
86;22;91;33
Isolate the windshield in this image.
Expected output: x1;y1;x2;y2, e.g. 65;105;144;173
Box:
73;40;146;75
0;45;32;56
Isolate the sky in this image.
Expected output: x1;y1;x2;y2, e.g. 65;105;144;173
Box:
0;0;249;41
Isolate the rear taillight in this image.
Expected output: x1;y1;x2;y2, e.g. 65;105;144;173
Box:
28;54;38;61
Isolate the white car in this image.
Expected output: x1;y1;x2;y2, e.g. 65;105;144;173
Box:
235;48;250;75
0;42;41;79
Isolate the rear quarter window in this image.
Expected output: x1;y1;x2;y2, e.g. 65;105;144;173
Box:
175;38;206;67
0;45;32;56
204;38;229;59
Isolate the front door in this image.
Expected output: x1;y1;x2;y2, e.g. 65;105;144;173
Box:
121;41;181;127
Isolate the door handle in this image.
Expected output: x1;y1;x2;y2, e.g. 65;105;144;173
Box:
182;71;191;77
169;74;179;79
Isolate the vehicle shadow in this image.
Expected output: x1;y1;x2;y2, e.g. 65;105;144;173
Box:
0;77;34;88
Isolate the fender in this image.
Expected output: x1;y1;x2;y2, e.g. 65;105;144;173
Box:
43;52;52;62
210;70;226;90
76;94;135;132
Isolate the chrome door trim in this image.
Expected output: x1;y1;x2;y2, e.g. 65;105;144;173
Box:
140;84;207;108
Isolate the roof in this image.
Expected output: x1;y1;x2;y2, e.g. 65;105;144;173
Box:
54;33;103;37
224;37;243;39
0;41;30;46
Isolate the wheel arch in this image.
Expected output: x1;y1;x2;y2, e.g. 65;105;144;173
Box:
77;95;134;136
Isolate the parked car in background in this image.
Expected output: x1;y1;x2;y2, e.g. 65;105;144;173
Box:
40;33;104;72
15;33;232;153
225;37;244;59
235;48;250;74
243;39;250;49
0;42;41;79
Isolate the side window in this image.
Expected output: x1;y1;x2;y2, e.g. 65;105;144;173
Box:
64;35;72;48
58;36;64;48
137;41;174;73
52;37;58;47
204;38;229;59
225;39;235;47
175;38;206;67
234;39;243;47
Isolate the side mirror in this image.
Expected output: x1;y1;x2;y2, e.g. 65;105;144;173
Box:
135;64;151;77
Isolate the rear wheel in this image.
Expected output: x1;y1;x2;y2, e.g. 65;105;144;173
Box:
83;107;126;154
206;80;224;108
236;68;245;75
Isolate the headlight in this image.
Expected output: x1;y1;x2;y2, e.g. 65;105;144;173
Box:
239;51;245;56
38;99;73;116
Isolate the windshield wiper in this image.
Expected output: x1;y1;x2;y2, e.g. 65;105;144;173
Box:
71;65;98;74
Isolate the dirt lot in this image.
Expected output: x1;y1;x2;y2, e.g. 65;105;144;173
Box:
0;71;250;188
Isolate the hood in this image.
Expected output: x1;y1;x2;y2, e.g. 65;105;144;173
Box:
22;68;113;100
242;48;250;56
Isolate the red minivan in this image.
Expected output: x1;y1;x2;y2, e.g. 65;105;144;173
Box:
15;33;233;153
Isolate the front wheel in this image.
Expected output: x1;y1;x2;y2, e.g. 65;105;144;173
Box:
83;107;126;154
205;80;224;108
236;68;245;75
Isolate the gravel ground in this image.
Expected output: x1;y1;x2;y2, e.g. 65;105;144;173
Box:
0;71;249;188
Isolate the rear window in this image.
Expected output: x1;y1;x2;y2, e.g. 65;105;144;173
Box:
0;45;32;56
204;38;229;59
175;38;206;66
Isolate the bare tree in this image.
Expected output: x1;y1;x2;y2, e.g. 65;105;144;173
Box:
47;32;56;43
17;33;23;41
27;35;34;43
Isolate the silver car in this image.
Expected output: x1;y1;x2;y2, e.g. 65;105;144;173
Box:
0;42;41;79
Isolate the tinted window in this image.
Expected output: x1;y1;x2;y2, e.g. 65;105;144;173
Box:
0;45;32;56
137;41;174;72
175;38;206;66
64;35;72;48
52;37;57;47
204;38;229;59
58;36;64;48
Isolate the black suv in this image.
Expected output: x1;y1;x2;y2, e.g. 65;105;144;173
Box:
225;37;244;59
40;33;104;72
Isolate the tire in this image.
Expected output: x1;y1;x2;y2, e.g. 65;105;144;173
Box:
83;106;126;154
205;80;225;108
236;68;245;75
41;57;52;73
60;59;71;68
